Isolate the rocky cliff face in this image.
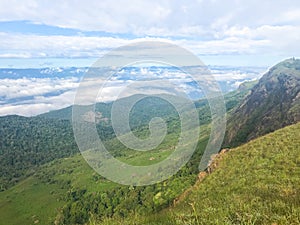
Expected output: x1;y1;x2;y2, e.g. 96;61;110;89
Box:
224;58;300;147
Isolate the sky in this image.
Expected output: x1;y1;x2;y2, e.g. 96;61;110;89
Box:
0;0;300;116
0;0;300;67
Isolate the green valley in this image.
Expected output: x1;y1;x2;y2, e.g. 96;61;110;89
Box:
0;59;299;225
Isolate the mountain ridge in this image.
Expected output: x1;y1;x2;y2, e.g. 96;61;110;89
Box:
224;58;300;147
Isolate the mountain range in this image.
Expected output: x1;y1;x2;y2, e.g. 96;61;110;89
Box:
0;58;299;225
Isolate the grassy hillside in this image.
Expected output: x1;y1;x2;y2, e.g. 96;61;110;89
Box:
0;176;66;225
0;154;118;225
101;122;300;225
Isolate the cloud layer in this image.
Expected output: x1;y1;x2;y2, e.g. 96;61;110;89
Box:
0;0;299;62
0;66;264;116
0;0;299;35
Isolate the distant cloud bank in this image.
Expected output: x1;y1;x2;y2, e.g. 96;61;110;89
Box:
0;66;264;116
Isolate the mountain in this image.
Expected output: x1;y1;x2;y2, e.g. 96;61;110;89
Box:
40;80;257;123
38;95;178;125
224;58;300;147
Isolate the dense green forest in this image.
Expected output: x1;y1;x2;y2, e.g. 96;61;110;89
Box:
0;116;77;190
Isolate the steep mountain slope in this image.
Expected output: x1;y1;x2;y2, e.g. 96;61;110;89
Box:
225;58;300;147
102;122;300;225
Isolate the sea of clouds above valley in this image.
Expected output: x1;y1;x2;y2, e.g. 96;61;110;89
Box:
0;66;265;116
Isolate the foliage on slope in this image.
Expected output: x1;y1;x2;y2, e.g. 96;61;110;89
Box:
0;83;253;191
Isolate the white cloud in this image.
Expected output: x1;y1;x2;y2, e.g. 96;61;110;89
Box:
0;65;265;116
0;77;80;116
211;70;260;81
0;32;130;58
0;0;299;35
0;0;173;33
0;103;55;116
0;77;79;99
0;33;180;58
0;1;299;61
1;25;300;60
0;0;299;116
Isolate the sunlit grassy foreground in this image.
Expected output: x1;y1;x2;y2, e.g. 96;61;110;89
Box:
99;122;300;225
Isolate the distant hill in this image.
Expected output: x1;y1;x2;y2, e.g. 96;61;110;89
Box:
39;80;257;124
37;102;111;121
224;58;300;147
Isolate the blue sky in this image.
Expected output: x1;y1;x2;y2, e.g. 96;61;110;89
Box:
0;0;300;67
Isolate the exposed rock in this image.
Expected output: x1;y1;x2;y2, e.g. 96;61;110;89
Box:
224;58;300;147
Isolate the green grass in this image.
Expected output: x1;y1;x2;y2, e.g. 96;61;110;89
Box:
0;154;118;225
38;154;117;192
0;176;65;225
172;122;300;225
100;122;300;225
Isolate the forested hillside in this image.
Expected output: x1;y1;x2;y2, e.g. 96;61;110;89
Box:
0;115;77;190
0;81;257;225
